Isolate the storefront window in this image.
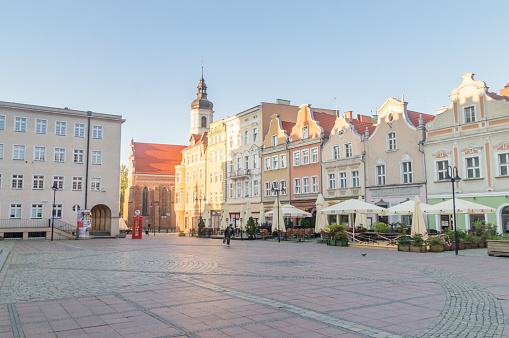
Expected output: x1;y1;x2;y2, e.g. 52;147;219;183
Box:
502;206;509;234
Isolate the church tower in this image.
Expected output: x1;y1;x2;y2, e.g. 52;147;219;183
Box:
189;69;214;136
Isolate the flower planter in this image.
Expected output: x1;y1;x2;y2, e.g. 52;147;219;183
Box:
410;245;427;253
464;242;472;249
470;243;479;249
478;242;486;248
178;232;186;237
444;244;453;251
429;244;445;252
487;240;509;257
458;243;466;250
398;244;410;252
328;240;348;246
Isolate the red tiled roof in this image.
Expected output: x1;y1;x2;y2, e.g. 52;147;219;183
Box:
133;142;186;175
181;132;208;152
280;121;295;135
488;92;509;102
313;111;337;135
407;110;435;128
347;118;376;136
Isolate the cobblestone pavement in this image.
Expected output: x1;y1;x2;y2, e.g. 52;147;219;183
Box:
0;236;507;337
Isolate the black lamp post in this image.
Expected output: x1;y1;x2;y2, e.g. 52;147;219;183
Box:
195;194;206;227
271;182;286;243
51;185;58;241
444;166;461;256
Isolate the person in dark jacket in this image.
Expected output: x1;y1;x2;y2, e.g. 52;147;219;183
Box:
224;225;234;247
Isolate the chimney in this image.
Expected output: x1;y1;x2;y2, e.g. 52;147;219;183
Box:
344;111;353;120
276;99;291;105
500;83;509;98
417;114;426;142
359;115;371;124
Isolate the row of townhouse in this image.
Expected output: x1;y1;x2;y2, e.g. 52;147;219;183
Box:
173;73;509;234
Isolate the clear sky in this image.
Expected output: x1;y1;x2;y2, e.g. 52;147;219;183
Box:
1;0;508;165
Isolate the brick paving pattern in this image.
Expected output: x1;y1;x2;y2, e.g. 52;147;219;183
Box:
0;236;507;337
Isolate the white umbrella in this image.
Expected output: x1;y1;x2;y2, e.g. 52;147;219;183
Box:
220;202;229;230
258;201;265;225
239;204;245;230
320;199;386;215
411;196;427;237
354;212;369;229
203;203;211;227
245;201;252;222
425;198;496;214
383;198;433;215
265;204;312;218
268;199;286;232
315;194;328;233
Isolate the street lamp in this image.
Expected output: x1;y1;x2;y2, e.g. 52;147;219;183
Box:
444;166;461;256
271;182;286;243
51;185;58;241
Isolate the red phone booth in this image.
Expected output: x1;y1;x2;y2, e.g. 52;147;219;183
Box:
132;215;143;239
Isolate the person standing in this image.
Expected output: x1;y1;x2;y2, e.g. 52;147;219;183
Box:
224;224;234;247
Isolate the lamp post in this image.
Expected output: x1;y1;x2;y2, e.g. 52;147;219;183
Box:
51;185;58;241
271;182;286;243
444;166;461;256
195;193;206;230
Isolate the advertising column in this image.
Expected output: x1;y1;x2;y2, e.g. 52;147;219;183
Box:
77;210;91;239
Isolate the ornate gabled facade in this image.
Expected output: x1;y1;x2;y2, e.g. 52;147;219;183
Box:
206;119;227;227
424;73;509;233
365;97;434;225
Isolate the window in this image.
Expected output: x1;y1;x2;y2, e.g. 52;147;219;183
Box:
328;173;336;189
199;168;203;179
91;177;101;191
209;153;213;164
0;115;4;130
13;145;25;160
301;126;308;139
253;180;259;196
294;178;301;194
280;154;287;168
11;174;23;189
272;155;278;170
236;182;242;198
265;157;271;171
186;171;190;182
265;182;272;196
499;153;509;176
72;177;83;191
237;133;241;147
214;151;218;163
55;121;66;136
437;160;449;181
9;204;22;219
464;106;475;123
252;154;258;169
89;151;101;165
73;149;84;163
201;116;207;128
244;130;249;145
176;192;181;204
311;176;319;193
302;177;310;193
402;162;413;183
53;176;64;190
31;204;43;219
176;172;182;182
34;146;46;161
209;172;213;183
333;146;340;160
236;155;241;170
253;128;258;142
192;170;196;181
92;125;103;139
32;175;44;190
338;172;347;188
74;123;85;137
344;143;352;158
214;171;218;182
465;157;481;179
244;181;249;197
220;150;224;162
271;135;278;146
14;117;26;132
351;171;360;187
376;165;386;186
229;184;235;198
220;170;223;182
229;136;234;148
293;151;301;166
214;192;218;203
35;119;47;134
244;155;249;170
0;144;3;159
302;149;309;165
280;180;287;195
186;190;190;204
52;204;63;219
387;132;396;151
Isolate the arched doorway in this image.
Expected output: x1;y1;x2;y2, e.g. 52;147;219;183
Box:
498;204;509;234
91;204;112;232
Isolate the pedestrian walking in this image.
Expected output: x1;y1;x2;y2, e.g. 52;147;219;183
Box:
224;224;234;247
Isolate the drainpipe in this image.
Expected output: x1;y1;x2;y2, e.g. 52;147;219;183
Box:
85;111;92;210
286;139;291;205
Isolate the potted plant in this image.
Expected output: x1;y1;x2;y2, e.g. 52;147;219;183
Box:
332;230;349;246
470;235;482;248
397;235;412;251
197;218;206;237
373;222;389;234
178;230;185;237
428;236;445;252
410;234;427;253
326;224;347;246
464;233;472;249
245;217;257;239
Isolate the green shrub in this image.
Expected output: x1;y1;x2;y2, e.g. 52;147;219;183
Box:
397;235;412;245
428;236;445;246
412;233;425;246
333;231;348;242
300;218;311;228
373;222;389;233
245;217;257;237
354;226;368;233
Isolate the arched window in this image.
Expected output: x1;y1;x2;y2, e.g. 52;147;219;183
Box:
142;187;149;216
201;116;207;128
161;187;168;214
502;206;509;234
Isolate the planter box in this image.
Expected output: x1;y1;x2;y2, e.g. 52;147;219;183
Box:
470;243;479;249
444;244;453;251
327;240;348;246
429;244;445;252
487;240;509;257
178;233;186;237
410;245;427;253
398;244;410;252
464;242;472;249
479;242;486;248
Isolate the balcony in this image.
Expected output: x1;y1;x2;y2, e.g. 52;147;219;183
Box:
228;169;252;179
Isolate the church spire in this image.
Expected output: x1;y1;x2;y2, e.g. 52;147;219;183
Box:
191;66;213;110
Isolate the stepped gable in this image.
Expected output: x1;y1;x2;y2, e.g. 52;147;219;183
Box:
133;142;186;175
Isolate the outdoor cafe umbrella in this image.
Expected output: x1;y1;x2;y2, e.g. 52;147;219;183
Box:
220;202;229;230
265;204;312;218
411;196;427;237
239;204;245;231
267;199;286;232
315;194;329;233
203;203;211;227
383;198;433;215
424;198;496;215
245;200;252;222
354;196;369;230
258;201;265;225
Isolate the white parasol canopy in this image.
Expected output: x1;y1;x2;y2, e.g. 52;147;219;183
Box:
203;204;211;227
265;204;312;218
220;202;229;230
424;199;496;215
239;204;245;230
245;201;252;222
320;199;386;215
383;198;433;215
268;199;286;232
258;201;265;225
315;194;329;233
411;196;427;237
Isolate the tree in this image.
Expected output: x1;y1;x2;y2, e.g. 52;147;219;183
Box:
245;217;257;238
119;164;128;216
